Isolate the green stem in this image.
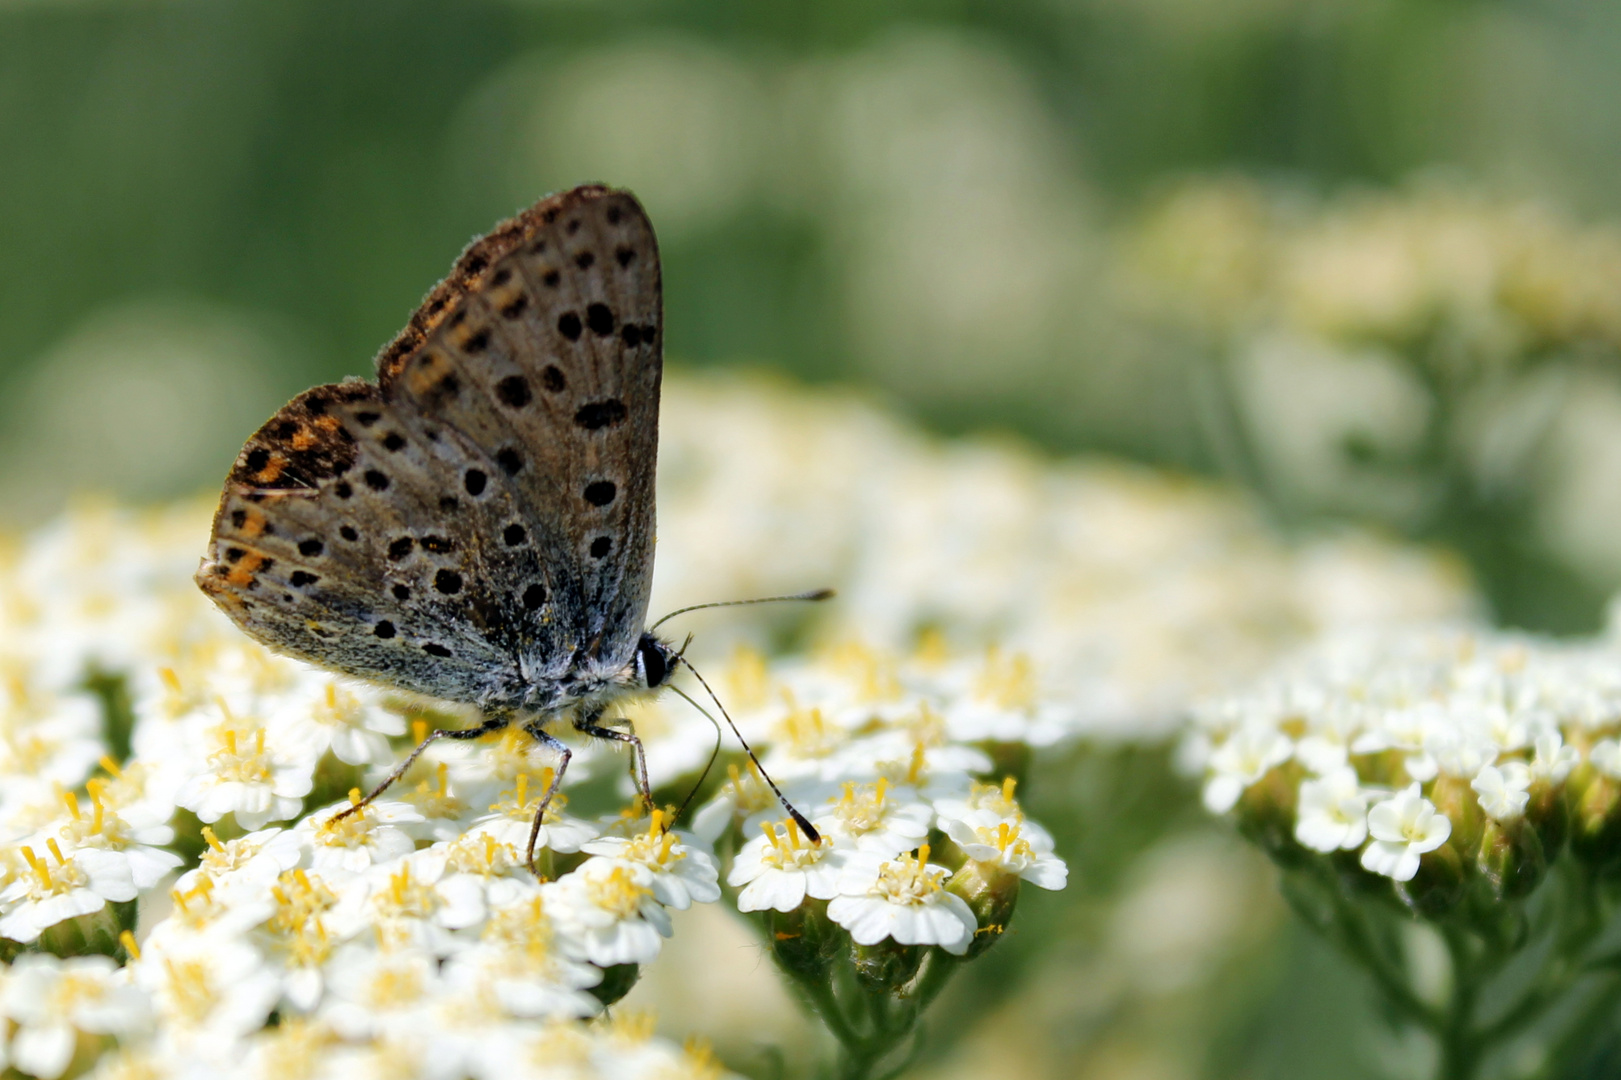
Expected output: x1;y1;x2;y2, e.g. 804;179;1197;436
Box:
1437;925;1480;1080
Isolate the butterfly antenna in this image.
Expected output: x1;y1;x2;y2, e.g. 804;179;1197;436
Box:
667;685;726;828
649;588;835;633
674;656;821;843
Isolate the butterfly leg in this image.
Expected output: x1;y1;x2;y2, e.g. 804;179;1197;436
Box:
574;707;653;816
332;712;513;823
521;722;572;874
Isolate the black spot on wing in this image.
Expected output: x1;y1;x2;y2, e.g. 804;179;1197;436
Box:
495;376;531;408
574;400;627;430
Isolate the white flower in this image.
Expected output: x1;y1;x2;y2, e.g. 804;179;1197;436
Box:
444;892;601;1021
132;932;281;1049
174;723;314;831
180;826;304;893
1360;784;1452;882
50;779;184;891
273;679;405;767
297;800;422;877
0;954;151;1079
579;811;720;910
728;816;845;913
1530;731;1580;784
547;857;671;967
318;943;443;1042
1294;767;1369;852
1472;763;1532;822
811;778;933;856
0;841;137;943
323;852;486;955
1590;738;1621;780
465;771;599;856
941;811;1068;890
1202;724;1292;814
827;846;978;955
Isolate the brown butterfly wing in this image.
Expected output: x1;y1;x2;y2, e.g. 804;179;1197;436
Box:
197;186;663;710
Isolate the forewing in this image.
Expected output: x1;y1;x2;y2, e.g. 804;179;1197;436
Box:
375;186;662;675
196;186;662;705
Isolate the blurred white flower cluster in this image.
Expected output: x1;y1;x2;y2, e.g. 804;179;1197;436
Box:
655;375;1476;739
1126;178;1621;557
0;372;1483;1076
1188;624;1621;904
1130;178;1621;361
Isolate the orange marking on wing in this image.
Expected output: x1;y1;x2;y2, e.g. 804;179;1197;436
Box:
226;552;266;588
290;428;317;451
406;355;443;396
239;510;266;539
253;453;288;485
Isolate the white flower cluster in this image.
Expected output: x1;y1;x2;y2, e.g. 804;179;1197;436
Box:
1187;625;1621;886
0;373;1478;1072
655;375;1477;740
1129;177;1621;359
630;639;1070;953
0;493;1067;1074
0;501;740;1076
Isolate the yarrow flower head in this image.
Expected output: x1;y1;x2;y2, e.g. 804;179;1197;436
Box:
1186;626;1621;903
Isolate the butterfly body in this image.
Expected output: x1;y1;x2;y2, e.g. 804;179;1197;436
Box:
197;185;671;786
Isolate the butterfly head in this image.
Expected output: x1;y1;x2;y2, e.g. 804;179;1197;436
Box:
634;632;679;690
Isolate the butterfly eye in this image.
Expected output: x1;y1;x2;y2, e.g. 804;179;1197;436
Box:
638;635;669;689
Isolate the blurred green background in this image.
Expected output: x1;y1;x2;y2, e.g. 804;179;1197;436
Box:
5;2;1621;1077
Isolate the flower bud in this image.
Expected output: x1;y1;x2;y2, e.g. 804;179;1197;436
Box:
1475;816;1547;901
1568;767;1621;867
767;899;840;980
1397;842;1465;918
851;937;924;992
1524;779;1567;857
946;859;1019;960
1429;776;1484;856
1234;761;1303;862
589;963;641;1007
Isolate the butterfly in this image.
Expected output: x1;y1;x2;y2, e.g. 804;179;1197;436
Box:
196;185;813;869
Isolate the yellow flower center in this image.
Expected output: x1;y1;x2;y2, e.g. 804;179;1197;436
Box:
269;869;337;933
831;778;892;834
966;776;1021;818
971;820;1034;862
974;647;1035;710
773;701;842;758
586;865;652;919
374;864;437;922
488;770;565;822
366;964;426;1009
445;832;517;878
619;809;684;868
758;816;825;870
161;958;218;1024
724;645;773;710
871;845;943;906
312;682;361;729
482;896;552;961
405;761;465;821
825;642;902;703
18;840;86;899
207;723;272;785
